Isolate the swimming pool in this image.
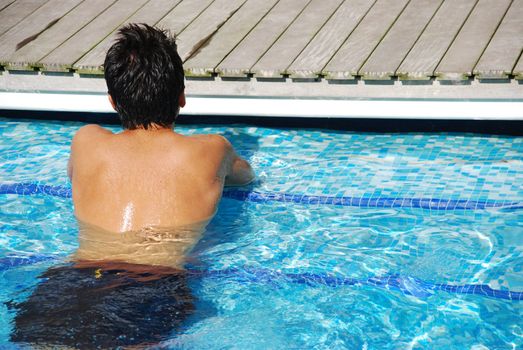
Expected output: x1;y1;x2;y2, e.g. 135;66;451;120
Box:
0;117;522;348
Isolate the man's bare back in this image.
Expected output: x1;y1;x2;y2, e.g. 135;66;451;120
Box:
70;124;252;232
69;124;253;267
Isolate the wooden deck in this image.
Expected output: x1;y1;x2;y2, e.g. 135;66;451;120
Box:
0;0;522;82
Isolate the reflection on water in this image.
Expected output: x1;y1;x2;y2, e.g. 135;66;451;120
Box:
1;120;522;348
177;200;523;349
2;196;522;349
75;219;209;269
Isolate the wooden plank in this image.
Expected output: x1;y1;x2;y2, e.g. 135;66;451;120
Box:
252;0;343;78
157;0;214;35
287;0;374;79
514;52;523;79
474;0;523;79
184;0;278;77
5;0;116;70
216;0;310;77
0;0;82;63
74;0;182;74
435;0;512;80
0;0;16;12
397;0;477;80
175;0;247;62
0;0;48;37
359;0;443;80
323;0;409;80
38;0;149;71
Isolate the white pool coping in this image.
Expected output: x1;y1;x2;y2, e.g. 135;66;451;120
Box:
1;72;523;120
1;91;523;120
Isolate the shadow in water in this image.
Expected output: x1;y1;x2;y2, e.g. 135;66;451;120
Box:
9;261;195;348
220;129;261;163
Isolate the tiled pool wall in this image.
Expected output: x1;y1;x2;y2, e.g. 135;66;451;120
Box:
1;119;521;209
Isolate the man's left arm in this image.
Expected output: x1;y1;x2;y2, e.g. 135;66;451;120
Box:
67;124;111;181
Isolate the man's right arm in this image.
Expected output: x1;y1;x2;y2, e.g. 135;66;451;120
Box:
225;155;255;187
218;136;254;187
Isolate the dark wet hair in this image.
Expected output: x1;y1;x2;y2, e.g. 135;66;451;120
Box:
104;23;185;130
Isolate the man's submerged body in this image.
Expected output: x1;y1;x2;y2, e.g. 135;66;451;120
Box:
69;123;254;268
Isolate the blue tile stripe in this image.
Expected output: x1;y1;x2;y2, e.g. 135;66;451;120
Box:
1;254;521;301
0;183;72;198
224;190;522;210
1;182;521;211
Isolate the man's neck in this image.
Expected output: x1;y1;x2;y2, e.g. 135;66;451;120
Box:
122;123;175;134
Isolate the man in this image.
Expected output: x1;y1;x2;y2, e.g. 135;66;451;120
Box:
69;23;254;267
11;23;254;348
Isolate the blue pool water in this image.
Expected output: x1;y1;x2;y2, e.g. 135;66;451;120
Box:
0;118;522;349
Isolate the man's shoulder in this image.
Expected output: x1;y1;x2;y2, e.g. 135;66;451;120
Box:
73;124;113;143
177;134;233;165
186;134;231;149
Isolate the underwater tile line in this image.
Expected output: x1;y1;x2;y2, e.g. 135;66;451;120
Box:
1;254;521;302
1;182;522;211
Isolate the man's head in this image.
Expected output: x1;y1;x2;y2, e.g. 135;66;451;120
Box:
104;23;185;130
